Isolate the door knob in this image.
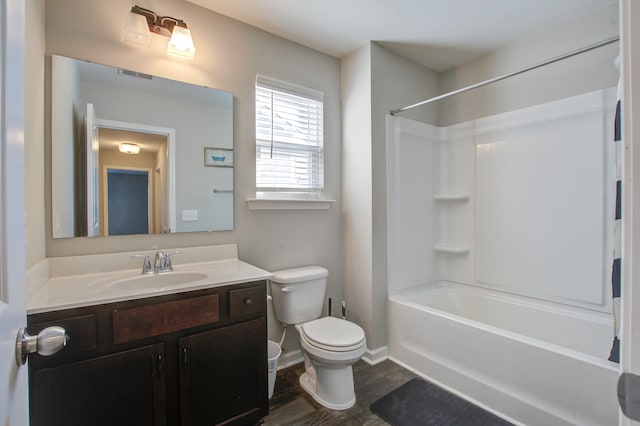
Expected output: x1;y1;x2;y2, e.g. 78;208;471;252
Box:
15;326;67;366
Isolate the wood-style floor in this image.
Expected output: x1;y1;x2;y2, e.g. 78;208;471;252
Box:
263;359;417;425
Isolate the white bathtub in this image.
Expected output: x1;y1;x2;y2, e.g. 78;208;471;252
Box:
388;281;620;426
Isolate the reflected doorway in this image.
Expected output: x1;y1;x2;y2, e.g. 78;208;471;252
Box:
98;127;171;235
106;168;150;235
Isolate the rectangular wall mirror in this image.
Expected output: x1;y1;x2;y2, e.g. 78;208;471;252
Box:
51;55;234;238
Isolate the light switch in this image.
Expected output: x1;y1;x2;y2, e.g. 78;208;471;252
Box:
182;210;198;222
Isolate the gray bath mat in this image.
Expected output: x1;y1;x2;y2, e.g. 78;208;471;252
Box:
370;378;513;426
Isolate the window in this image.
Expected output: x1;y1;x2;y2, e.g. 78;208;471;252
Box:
255;75;324;199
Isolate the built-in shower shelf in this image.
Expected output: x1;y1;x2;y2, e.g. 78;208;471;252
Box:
433;193;470;201
433;244;470;254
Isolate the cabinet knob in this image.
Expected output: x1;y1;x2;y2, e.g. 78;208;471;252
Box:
244;298;254;305
15;326;67;366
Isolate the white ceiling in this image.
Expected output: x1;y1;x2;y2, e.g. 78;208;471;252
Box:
186;0;615;72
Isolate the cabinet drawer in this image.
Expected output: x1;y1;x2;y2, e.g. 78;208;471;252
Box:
28;314;96;357
113;294;219;344
229;285;265;318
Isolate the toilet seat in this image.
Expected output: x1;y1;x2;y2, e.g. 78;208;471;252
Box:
300;317;365;352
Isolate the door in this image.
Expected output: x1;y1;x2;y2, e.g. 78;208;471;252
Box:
179;320;266;426
0;0;28;424
106;168;151;235
30;344;166;426
86;103;100;236
96;120;177;233
620;0;640;424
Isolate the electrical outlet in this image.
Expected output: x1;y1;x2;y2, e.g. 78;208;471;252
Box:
182;210;198;222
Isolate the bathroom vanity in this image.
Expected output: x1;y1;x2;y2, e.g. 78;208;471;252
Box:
26;245;271;426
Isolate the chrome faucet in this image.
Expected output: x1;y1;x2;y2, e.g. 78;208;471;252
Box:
154;251;166;270
153;250;174;273
132;254;154;274
132;250;179;274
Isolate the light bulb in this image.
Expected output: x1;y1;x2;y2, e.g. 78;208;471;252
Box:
119;143;141;154
121;12;151;47
167;26;196;59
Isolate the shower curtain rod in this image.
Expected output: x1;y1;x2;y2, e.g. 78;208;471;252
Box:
390;35;620;116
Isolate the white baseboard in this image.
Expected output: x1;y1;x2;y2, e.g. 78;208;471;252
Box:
361;346;389;365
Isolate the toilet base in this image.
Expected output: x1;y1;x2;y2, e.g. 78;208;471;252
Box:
299;371;356;410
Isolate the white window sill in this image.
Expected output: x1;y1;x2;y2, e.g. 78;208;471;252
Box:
246;198;335;210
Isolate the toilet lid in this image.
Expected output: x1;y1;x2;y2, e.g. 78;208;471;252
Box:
301;317;365;349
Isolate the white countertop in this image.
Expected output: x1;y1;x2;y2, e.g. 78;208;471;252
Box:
27;245;273;315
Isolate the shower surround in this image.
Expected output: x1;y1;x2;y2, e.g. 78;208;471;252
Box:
386;88;619;425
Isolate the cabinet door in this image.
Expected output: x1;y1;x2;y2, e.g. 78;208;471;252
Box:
179;319;267;426
30;344;166;426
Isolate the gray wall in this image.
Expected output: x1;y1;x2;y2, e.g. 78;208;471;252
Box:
341;44;373;346
39;0;343;349
341;3;619;353
50;53;80;239
25;0;46;268
28;0;620;357
342;43;439;351
370;44;439;349
438;3;619;126
79;81;233;233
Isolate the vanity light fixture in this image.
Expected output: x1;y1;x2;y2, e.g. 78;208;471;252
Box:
121;5;196;60
167;25;197;59
119;143;141;155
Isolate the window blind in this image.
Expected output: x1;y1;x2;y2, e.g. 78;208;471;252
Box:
256;75;324;197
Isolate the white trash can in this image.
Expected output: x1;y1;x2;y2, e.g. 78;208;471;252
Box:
267;340;281;399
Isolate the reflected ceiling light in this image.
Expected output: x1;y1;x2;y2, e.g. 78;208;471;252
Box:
122;5;196;60
119;143;141;154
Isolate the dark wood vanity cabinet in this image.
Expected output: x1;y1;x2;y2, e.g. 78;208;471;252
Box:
179;319;264;425
27;281;268;426
31;344;166;426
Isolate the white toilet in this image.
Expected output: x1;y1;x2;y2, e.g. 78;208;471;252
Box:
269;266;366;410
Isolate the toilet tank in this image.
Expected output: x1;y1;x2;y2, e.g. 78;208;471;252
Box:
269;266;328;325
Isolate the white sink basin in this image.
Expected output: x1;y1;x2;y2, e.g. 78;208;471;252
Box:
105;272;209;291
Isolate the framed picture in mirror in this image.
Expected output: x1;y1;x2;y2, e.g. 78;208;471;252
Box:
204;147;233;167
